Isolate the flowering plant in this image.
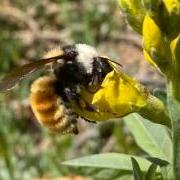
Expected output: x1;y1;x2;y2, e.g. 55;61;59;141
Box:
63;1;180;179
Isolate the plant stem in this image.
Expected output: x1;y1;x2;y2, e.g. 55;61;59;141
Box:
167;78;180;180
167;78;180;103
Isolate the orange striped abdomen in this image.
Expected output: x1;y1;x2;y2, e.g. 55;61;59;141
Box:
29;76;78;134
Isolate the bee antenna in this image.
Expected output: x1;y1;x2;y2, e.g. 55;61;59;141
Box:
99;57;123;67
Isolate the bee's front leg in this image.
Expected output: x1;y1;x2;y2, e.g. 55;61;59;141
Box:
64;86;97;112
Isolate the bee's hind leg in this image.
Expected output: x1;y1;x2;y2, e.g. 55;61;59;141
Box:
82;117;97;123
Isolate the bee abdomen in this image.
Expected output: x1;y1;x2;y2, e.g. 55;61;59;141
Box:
29;76;78;134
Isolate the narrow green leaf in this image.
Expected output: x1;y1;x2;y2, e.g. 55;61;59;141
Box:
146;157;169;167
168;98;180;179
124;113;172;162
0;130;14;179
145;163;157;180
131;157;143;180
62;153;152;172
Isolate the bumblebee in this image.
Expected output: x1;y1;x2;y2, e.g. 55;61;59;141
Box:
0;44;121;134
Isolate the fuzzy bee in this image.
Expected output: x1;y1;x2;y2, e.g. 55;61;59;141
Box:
0;44;121;134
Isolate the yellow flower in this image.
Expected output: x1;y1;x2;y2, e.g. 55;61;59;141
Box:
73;69;147;121
71;62;170;127
171;35;180;68
143;49;159;68
141;0;163;25
143;14;172;74
169;36;180;100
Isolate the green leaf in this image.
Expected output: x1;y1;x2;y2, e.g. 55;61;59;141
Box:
131;157;143;180
118;175;134;180
145;163;157;180
92;169;129;180
124;113;172;162
160;165;173;180
146;157;169;167
168;98;180;179
62;153;152;173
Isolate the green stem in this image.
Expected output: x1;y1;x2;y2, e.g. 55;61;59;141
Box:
167;78;180;103
139;95;171;128
167;76;180;179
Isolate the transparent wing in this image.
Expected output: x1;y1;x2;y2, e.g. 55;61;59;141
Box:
0;55;64;92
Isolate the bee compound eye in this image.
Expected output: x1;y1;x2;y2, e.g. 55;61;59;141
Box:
63;45;78;60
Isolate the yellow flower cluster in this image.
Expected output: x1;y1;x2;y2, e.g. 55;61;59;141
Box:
119;0;180;76
67;0;180;127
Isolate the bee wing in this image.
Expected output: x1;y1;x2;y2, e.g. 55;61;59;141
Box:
0;55;64;92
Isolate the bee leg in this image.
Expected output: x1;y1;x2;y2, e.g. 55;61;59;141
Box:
66;108;78;123
82;117;97;123
64;87;98;113
64;105;79;135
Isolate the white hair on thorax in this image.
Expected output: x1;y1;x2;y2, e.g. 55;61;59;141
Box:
75;44;98;73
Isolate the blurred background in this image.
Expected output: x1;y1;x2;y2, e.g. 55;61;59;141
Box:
0;0;165;179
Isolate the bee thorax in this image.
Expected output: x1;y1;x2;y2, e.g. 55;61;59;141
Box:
75;44;98;74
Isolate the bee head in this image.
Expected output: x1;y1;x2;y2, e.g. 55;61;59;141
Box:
52;44;113;91
63;44;110;74
57;44;111;87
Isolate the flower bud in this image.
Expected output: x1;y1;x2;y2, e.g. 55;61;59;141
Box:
141;0;163;25
118;0;145;34
142;0;162;12
143;49;159;68
171;35;180;66
160;0;180;39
